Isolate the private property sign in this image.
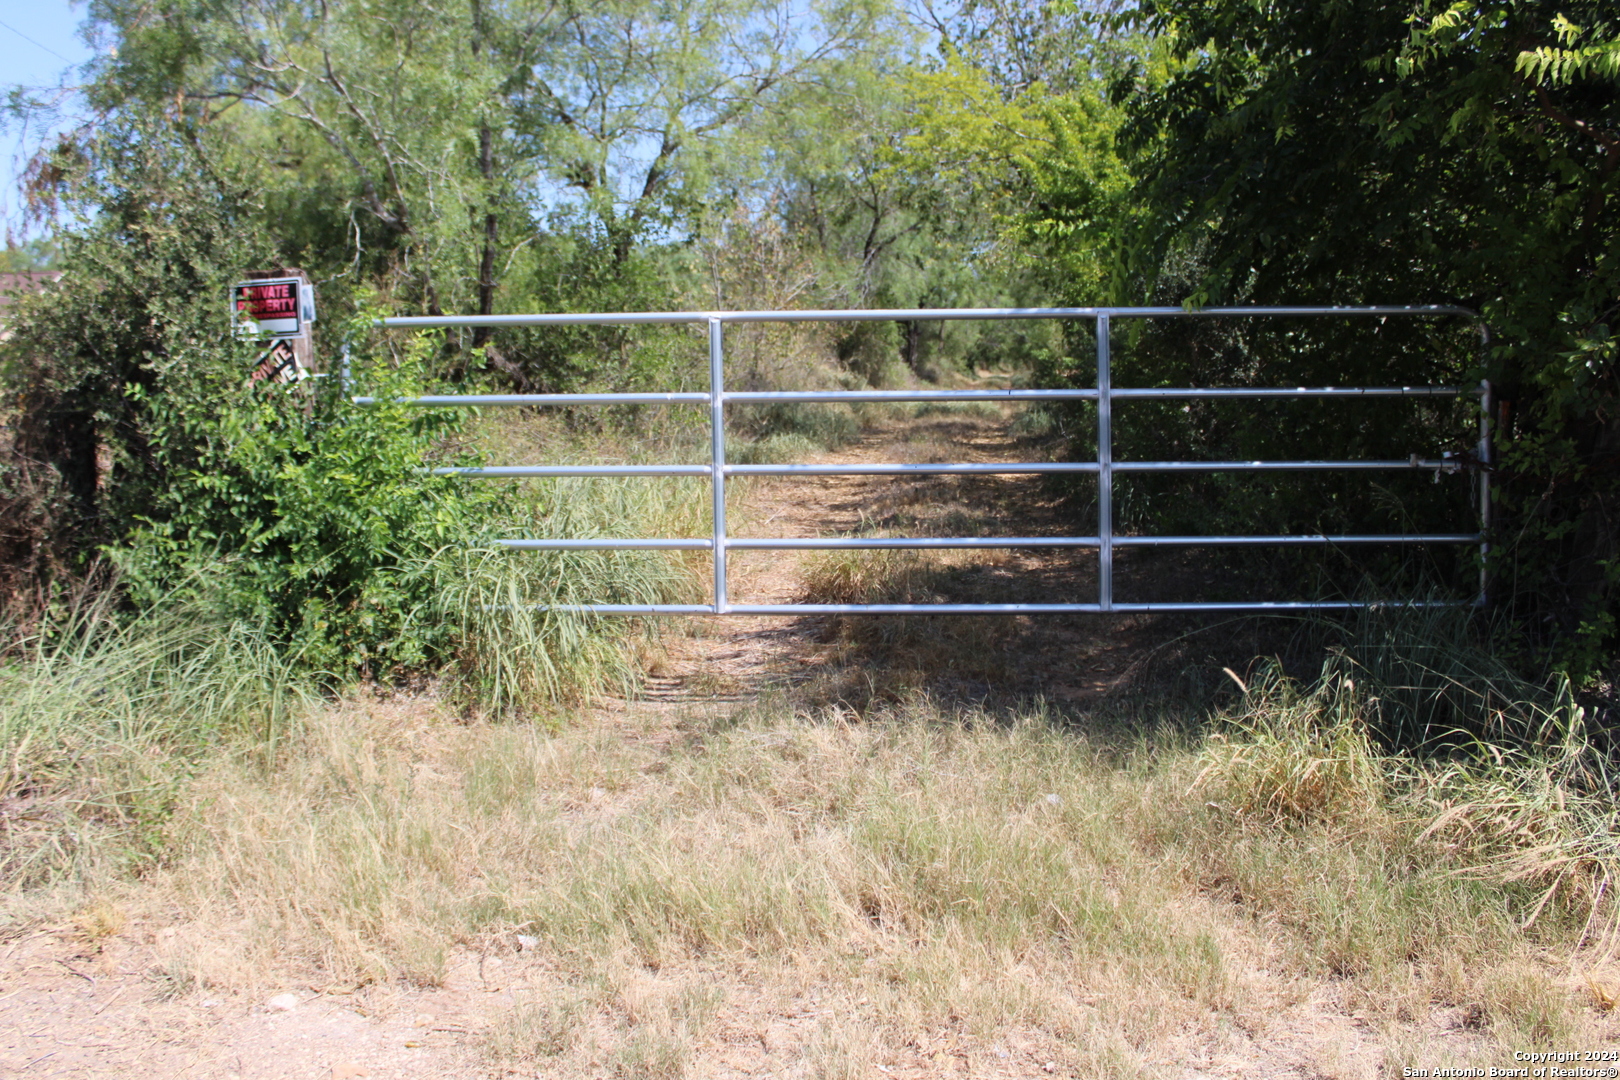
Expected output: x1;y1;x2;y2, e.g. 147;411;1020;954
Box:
232;276;312;338
233;271;318;383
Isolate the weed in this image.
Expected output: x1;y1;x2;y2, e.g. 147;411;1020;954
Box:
612;1027;688;1080
72;898;128;943
1191;663;1385;825
486;995;586;1062
444;540;697;717
805;1020;879;1080
1320;602;1577;751
738;401;861;449
912;399;1001;420
727;432;823;465
1479;963;1575;1043
1008;404;1058;439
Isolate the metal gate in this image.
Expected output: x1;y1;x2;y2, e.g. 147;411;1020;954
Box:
356;306;1490;615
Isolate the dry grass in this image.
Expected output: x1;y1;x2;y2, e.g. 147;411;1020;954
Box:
127;695;1257;1073
797;546;1026;703
7;406;1618;1076
1191;662;1387;825
17;683;1605;1076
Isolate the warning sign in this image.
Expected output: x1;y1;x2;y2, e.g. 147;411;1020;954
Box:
250;339;309;384
233;270;319;382
232;276;314;338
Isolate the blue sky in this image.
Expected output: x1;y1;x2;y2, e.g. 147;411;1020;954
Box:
1;2;96;242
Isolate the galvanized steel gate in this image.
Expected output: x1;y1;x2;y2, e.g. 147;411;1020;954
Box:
357;306;1490;615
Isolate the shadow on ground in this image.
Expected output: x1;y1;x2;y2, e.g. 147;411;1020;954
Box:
703;408;1346;724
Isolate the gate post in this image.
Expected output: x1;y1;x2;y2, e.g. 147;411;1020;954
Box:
1097;312;1114;611
1478;375;1492;607
709;317;729;613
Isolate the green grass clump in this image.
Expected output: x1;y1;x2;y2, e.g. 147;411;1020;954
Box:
1321;601;1578;750
444;470;707;716
444;544;696;717
1192;661;1386;825
726;431;822;465
912;399;1000;420
1182;639;1616;984
738;401;861;450
0;590;305;885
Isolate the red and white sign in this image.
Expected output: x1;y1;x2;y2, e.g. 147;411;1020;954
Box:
232;277;312;338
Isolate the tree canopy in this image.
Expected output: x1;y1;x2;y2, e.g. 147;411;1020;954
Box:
1092;0;1618;668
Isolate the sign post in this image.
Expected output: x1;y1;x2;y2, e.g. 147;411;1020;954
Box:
232;270;317;383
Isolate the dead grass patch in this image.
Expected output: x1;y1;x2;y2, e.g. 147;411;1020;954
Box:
9;685;1604;1076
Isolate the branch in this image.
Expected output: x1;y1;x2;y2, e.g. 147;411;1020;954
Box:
1533;84;1619;151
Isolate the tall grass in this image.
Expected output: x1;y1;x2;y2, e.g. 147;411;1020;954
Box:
443;469;707;716
1319;601;1580;750
1194;641;1617;948
1293;604;1618;928
444;544;696;716
0;589;305;885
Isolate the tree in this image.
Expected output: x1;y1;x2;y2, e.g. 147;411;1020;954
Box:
78;0;532;321
54;0;902;387
892;54;1131;299
514;0;896;261
724;51;1079;384
1106;0;1618;671
909;0;1134;95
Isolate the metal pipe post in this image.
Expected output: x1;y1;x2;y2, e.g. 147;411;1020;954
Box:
709;318;729;613
1097;313;1113;611
1476;318;1493;608
1479;376;1492;606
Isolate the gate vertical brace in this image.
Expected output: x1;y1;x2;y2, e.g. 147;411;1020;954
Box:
1478;376;1492;607
709;317;730;613
1097;312;1114;611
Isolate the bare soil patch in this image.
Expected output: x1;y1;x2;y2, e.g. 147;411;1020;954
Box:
647;403;1303;713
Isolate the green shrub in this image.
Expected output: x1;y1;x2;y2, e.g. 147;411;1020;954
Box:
114;335;506;676
0;118;514;676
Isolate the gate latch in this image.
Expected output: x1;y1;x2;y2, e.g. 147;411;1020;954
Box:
1411;450;1468;482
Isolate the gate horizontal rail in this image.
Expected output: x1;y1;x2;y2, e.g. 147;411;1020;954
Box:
435;458;1467;478
540;600;1472;616
371;304;1474;327
494;534;1479;551
358;305;1490;614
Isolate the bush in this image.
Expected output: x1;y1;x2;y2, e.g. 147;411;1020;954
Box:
114;339;505;676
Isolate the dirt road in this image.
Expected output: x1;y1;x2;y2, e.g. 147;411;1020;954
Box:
646;404;1288;712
